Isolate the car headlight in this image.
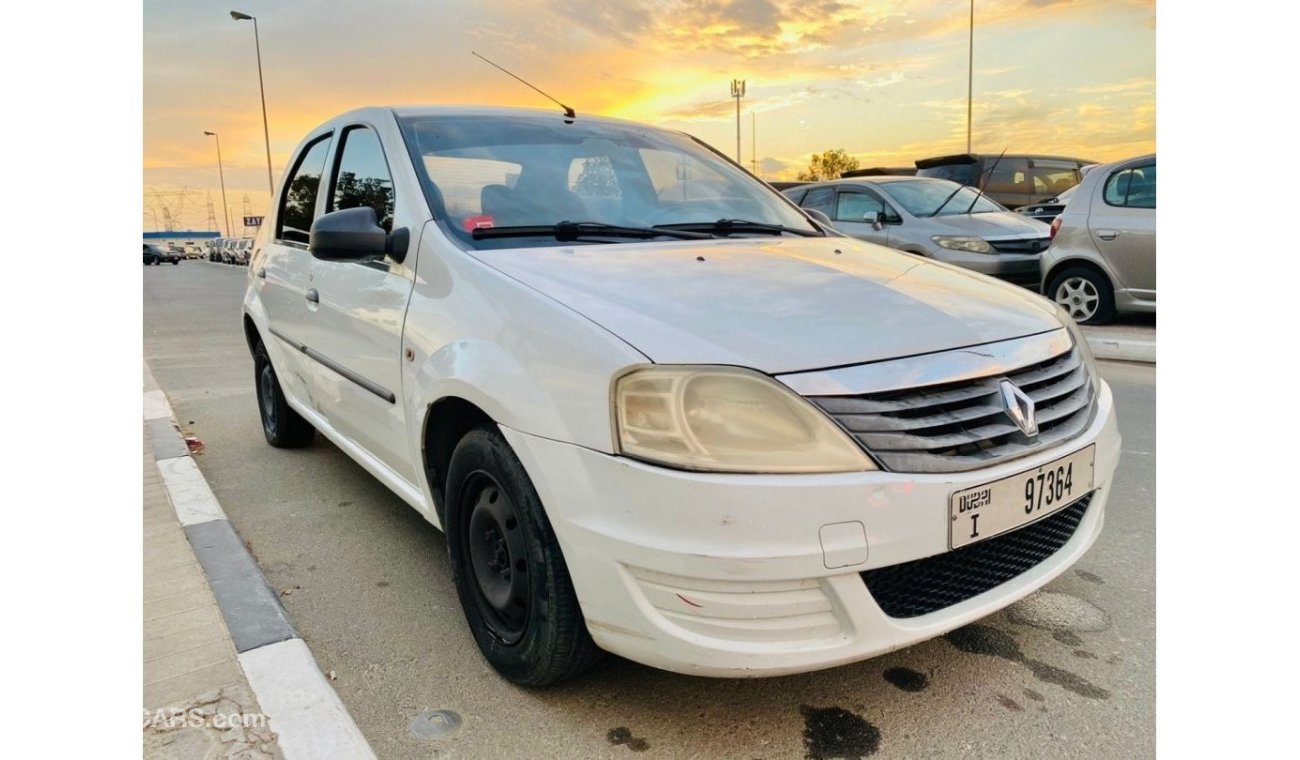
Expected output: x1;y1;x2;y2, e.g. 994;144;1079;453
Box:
931;235;994;254
613;366;877;473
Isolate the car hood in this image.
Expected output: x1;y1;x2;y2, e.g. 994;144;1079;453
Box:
924;211;1050;237
473;236;1062;374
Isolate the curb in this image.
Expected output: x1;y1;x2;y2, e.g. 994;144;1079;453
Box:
144;368;376;760
1084;335;1156;364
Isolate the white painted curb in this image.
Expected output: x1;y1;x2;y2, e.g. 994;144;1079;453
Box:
1085;335;1156;364
239;639;377;760
157;456;227;526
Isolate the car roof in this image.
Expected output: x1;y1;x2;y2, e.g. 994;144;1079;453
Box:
915;153;1096;167
797;176;952;188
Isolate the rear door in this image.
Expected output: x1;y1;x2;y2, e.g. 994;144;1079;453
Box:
1089;159;1156;294
305;122;418;480
256;131;333;397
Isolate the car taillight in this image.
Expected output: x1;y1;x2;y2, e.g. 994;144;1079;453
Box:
1049;216;1062;240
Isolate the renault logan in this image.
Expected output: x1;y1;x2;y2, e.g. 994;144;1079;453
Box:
242;106;1120;686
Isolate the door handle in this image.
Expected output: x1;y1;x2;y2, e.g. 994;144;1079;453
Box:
256;267;266;279
1096;229;1119;241
305;288;319;304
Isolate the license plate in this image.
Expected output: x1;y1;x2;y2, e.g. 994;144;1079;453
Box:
949;445;1095;549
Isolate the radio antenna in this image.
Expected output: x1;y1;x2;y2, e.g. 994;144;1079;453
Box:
472;51;576;121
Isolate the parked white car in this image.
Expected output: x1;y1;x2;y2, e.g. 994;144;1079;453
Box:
243;106;1120;686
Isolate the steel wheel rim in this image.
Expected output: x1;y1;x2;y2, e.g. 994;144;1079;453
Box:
1055;276;1100;322
259;365;277;434
463;472;530;644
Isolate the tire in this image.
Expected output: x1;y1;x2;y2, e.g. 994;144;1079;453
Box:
253;342;315;447
171;259;179;265
445;426;602;686
1048;266;1116;325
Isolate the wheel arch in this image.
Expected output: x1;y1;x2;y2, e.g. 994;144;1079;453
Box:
421;395;497;527
1044;257;1115;296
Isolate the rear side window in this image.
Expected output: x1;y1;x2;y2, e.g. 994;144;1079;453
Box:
983;158;1030;195
1103;162;1157;209
277;135;333;245
330;126;395;231
1029;160;1080;198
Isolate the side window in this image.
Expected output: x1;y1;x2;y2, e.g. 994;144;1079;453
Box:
330;126;395;231
835;191;885;222
801;187;836;217
1029;160;1080;198
276;135;332;245
1104;163;1156;209
983;158;1031;195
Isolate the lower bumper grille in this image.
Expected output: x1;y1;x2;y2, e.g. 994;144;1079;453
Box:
992;268;1042;289
860;493;1092;618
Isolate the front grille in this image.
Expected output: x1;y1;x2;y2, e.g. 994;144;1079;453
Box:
861;494;1091;618
809;345;1095;473
988;236;1051;255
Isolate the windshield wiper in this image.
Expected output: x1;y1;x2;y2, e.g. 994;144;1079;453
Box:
926;185;967;217
654;218;821;237
471;221;714;243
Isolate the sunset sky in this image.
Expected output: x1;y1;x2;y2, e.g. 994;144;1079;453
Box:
143;0;1154;233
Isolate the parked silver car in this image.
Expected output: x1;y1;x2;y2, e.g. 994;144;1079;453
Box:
784;177;1051;288
1041;154;1156;324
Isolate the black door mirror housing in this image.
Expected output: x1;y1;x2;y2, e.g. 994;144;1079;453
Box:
309;207;408;263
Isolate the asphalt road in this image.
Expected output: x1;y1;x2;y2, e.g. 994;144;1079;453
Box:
144;261;1155;759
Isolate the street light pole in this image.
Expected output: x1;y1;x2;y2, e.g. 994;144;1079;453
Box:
204;131;232;236
730;79;746;163
967;0;974;153
231;11;274;195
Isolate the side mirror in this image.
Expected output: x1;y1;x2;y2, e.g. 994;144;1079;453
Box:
309;207;408;263
869;211;885;231
805;208;834;228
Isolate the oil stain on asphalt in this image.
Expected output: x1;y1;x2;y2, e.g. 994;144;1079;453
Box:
606;727;649;752
882;666;929;692
800;705;881;759
944;623;1111;700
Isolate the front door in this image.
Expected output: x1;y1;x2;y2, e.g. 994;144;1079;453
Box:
304;124;418;481
831;187;895;246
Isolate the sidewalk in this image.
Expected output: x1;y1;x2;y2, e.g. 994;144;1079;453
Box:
143;363;374;759
144;394;283;758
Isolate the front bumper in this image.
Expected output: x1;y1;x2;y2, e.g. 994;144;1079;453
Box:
503;380;1120;677
930;249;1041;289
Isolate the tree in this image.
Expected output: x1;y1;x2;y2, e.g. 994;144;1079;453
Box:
572;156;621;198
796;149;860;182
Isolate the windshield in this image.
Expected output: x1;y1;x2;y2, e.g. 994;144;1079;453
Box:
881;178;1005;217
397;114;819;249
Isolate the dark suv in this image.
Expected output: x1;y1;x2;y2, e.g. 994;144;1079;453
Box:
144;243;181;265
914;153;1095;209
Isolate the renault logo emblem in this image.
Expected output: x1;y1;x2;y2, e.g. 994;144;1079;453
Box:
999;379;1038;437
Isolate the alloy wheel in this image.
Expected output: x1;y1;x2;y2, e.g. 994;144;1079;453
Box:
1055;276;1100;322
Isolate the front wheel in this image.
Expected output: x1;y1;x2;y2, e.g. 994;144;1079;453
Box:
445;427;601;686
253;342;314;448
